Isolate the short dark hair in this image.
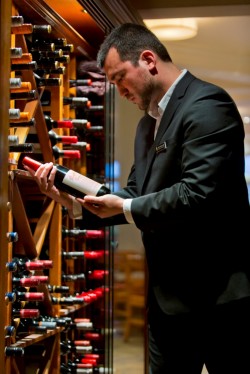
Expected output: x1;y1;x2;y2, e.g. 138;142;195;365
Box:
97;23;172;68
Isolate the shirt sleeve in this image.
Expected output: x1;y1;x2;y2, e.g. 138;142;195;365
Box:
123;199;135;224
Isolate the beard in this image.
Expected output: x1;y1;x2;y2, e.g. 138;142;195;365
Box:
135;73;154;112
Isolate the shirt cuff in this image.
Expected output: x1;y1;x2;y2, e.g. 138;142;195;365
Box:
123;199;135;224
71;198;83;219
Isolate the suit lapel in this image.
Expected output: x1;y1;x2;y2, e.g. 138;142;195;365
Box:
140;72;196;192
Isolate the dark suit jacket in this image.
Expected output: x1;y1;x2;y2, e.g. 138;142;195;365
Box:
79;71;250;313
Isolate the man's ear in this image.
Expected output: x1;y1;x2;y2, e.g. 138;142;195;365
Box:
140;50;157;75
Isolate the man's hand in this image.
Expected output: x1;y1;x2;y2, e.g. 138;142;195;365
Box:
77;194;124;218
23;162;74;210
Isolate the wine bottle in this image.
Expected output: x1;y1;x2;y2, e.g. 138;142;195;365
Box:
11;15;24;26
11;24;51;35
5;346;25;357
51;296;85;305
62;228;104;239
69;79;92;87
8;135;19;146
11;61;38;71
30;42;55;52
12;275;48;286
9;109;31;121
62;250;105;260
9;118;36;128
9;143;34;153
5;325;16;337
10;81;32;92
32;49;63;59
26;131;78;146
10;47;23;58
34;73;62;87
47;284;70;293
5;291;44;303
11;53;33;64
9;77;22;88
22;156;111;198
88;270;108;281
10;89;38;100
63;97;91;107
12;308;40;318
62;274;85;282
52;146;81;160
6;257;53;272
36;66;66;75
44;115;74;130
63;142;91;151
36;59;59;70
6;231;18;242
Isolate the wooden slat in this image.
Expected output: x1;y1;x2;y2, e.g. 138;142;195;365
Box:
33;199;55;256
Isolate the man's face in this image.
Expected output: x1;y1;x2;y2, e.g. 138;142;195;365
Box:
104;47;154;111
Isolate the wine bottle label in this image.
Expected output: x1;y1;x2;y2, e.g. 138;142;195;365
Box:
62;169;103;196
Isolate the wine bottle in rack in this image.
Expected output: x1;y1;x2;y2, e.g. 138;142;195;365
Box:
62;142;91;151
34;73;62;87
51;296;85;305
5;290;45;303
8;135;19;146
10;89;38;100
12;308;40;318
63;97;91;108
31;49;63;60
6;231;18;242
9;118;36;128
5;346;25;357
10;81;32;92
11;15;24;26
25;131;78;146
31;145;81;160
11;61;38;71
47;284;70;293
62;273;86;282
62;250;105;260
35;66;66;75
12;274;49;286
11;24;51;35
6;257;53;272
43;115;75;130
9;109;31;121
11;53;32;64
9;77;22;88
10;47;23;58
9;143;34;153
22;156;111;198
5;325;16;337
36;59;59;70
62;228;105;239
69;79;92;87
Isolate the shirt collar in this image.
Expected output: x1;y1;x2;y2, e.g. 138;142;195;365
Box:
149;69;187;119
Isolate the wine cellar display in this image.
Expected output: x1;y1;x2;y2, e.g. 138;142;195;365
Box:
0;1;143;373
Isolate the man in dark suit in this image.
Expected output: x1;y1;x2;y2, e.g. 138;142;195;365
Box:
26;23;250;373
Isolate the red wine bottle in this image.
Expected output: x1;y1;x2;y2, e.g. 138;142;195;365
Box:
69;79;92;87
51;296;85;305
63;142;91;151
34;73;62;87
11;61;38;71
22;156;110;198
12;275;48;286
62;228;104;239
5;291;44;303
26;131;78;146
62;250;105;260
6;257;53;272
12;308;40;318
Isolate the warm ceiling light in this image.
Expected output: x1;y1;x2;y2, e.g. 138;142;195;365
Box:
144;18;198;41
